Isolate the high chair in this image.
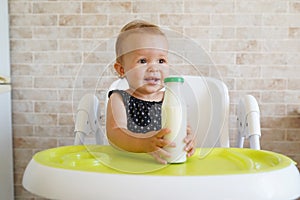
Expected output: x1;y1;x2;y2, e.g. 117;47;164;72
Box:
22;75;300;200
74;75;261;150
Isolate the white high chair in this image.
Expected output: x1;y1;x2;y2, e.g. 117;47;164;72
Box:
23;75;300;200
74;75;261;150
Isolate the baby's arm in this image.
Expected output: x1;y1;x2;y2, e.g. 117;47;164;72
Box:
106;92;173;158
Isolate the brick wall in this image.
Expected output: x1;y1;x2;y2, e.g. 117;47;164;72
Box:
9;0;300;199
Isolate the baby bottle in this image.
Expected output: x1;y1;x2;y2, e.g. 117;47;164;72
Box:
162;76;187;163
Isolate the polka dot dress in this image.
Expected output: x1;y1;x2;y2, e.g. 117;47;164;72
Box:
108;90;162;133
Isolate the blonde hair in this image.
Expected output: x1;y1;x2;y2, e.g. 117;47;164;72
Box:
115;20;166;62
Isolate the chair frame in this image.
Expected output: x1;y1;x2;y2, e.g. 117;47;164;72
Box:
74;75;261;150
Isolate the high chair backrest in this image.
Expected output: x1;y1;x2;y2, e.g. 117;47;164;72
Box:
105;76;230;148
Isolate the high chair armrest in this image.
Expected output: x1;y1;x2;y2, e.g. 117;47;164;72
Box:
74;94;103;145
237;95;261;150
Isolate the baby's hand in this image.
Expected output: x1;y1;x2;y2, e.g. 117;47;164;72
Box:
147;128;175;164
184;125;195;157
149;148;171;165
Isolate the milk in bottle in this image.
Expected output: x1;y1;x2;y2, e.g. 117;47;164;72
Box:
162;77;187;163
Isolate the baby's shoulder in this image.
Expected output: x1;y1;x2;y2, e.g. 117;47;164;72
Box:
108;89;127;98
108;90;132;104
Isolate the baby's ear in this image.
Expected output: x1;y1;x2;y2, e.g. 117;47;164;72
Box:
114;62;125;77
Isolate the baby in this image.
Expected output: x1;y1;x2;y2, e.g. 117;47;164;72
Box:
106;20;195;164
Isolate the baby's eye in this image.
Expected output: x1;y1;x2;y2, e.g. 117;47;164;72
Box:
138;58;147;64
158;58;167;64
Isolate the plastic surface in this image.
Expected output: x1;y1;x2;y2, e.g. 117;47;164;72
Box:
181;76;230;149
237;95;261;149
30;145;295;175
22;145;300;200
74;94;103;145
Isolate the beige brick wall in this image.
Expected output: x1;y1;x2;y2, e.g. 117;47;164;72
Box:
9;0;300;199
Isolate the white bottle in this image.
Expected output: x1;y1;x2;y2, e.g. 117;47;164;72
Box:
162;76;187;163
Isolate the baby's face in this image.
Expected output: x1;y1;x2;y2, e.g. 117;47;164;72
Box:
120;33;169;95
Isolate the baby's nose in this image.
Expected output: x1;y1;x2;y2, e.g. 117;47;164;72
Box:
147;64;159;72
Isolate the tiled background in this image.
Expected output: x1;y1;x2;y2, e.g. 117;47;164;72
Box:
9;0;300;199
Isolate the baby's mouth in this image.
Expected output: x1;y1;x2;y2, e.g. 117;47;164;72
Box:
144;77;161;84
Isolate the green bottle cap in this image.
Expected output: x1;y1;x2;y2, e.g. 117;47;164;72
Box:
164;77;184;83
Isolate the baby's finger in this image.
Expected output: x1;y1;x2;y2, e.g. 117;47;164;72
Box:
166;141;176;147
187;147;195;157
185;140;195;157
151;153;167;164
150;149;170;164
157;138;175;148
185;140;193;151
156;148;171;158
156;128;171;138
184;133;193;143
187;125;192;135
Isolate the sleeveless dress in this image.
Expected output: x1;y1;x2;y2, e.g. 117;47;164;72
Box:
108;90;162;133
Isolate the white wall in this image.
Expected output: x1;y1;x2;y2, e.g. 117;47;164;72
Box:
0;0;14;199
